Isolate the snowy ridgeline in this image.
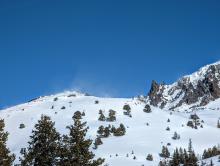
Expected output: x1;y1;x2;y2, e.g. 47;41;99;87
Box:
1;91;220;166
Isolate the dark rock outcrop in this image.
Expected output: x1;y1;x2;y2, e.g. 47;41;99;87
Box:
147;63;220;109
148;80;165;107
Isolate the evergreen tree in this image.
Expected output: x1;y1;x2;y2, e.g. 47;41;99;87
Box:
107;110;116;122
98;110;105;121
97;125;105;136
20;115;60;166
146;154;153;161
93;136;103;150
188;139;193;155
217;120;220;128
123;104;131;112
143;104;151;113
113;124;126;136
59;112;104;166
123;104;132;117
186;139;198;166
170;148;180;166
202;146;220;159
172;132;180;140
158;160;168;166
0;119;15;166
160;146;170;158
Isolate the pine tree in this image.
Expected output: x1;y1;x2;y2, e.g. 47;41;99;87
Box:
160;146;170;158
187;139;198;166
188;139;193;155
113;124;126;136
59;111;104;166
20;115;60;166
146;154;153;161
97;125;105;136
172;132;180;140
98;110;105;121
123;104;132;117
107;109;116;122
217;120;220;128
170;148;180;166
0;119;15;166
123;104;131;112
143;104;151;113
93;137;103;150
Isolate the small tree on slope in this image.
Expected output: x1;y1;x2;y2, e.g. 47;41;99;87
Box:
59;111;104;166
20;115;61;166
0;119;15;166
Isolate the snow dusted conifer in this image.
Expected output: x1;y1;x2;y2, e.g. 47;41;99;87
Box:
107;109;116;122
0;119;15;166
98;110;105;121
59;111;104;166
20;115;60;166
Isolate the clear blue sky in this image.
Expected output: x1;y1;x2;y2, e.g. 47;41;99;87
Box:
0;0;220;108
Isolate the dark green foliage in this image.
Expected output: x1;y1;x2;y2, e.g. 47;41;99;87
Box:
53;97;58;101
217;120;220;128
160;146;170;158
73;111;82;119
146;154;153;161
113;124;126;137
98;110;106;121
107;110;116;122
20;115;60;166
97;125;105;136
97;124;126;138
168;139;198;166
143;104;151;113
93;137;103;150
187;120;194;128
123;104;132;117
59;111;104;166
123;104;131;112
103;127;111;138
187;114;201;129
0;119;15;166
19;123;25;129
172;132;180;140
202;146;220;159
158;160;168;166
190;114;200;120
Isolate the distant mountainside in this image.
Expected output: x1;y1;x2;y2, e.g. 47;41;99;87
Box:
148;61;220;111
1;62;220;166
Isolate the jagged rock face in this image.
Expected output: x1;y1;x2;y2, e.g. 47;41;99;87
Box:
148;80;165;107
147;63;220;110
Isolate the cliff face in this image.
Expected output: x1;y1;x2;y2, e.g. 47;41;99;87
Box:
147;62;220;110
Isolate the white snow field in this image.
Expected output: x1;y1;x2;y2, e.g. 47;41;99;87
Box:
1;90;220;166
2;61;220;165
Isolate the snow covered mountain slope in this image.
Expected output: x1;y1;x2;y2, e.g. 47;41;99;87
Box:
148;61;220;111
1;62;220;165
